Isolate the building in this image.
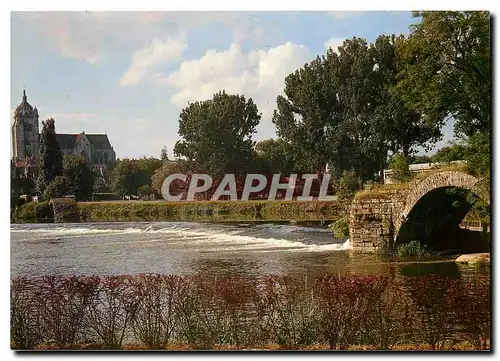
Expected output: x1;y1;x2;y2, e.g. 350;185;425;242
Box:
11;90;116;178
383;161;466;184
11;90;40;163
55;132;117;174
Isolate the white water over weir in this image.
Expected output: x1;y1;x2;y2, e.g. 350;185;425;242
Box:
11;222;349;277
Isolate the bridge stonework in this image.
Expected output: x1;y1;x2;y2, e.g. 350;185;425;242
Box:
349;171;489;253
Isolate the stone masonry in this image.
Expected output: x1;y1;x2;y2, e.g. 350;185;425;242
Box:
349;171;489;253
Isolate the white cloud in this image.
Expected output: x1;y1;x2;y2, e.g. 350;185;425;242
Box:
161;42;312;127
324;37;346;53
13;12;265;65
120;36;187;86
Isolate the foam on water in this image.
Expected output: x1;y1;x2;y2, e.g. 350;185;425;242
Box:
11;222;349;253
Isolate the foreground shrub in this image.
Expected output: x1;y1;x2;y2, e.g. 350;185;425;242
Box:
129;275;186;348
10;274;490;350
255;276;320;349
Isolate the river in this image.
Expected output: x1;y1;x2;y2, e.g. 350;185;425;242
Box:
10;221;485;279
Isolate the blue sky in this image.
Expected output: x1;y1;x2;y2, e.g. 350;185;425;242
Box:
10;11;455;159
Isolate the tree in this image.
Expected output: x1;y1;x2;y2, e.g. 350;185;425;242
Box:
273;54;342;174
410;155;432;164
93;176;111;193
160;146;169;162
111;157;163;196
43;176;69;200
138;184;154;198
396;11;490;138
431;142;467;163
371;35;442;159
253;138;296;174
36;118;63;197
390;154;412;183
174;90;261;177
63;154;95;201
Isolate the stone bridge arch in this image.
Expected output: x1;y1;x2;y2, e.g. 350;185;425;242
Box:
349;170;490;253
394;171;490;237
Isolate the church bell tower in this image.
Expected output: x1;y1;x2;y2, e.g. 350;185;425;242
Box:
11;90;40;162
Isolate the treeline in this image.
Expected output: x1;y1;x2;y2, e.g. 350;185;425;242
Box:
23;12;490;203
11;274;489;350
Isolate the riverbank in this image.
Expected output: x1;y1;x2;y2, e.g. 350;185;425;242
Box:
14;199;347;223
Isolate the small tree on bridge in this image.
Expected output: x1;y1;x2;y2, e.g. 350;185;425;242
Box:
390;154;411;183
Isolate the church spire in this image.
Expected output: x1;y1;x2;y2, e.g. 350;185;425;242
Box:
22;88;27;103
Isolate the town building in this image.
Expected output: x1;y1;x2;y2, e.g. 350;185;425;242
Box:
11;90;116;178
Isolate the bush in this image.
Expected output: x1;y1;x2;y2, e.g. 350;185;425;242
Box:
390;154;412;183
328;216;349;238
10;274;490;350
337;170;358;201
396;240;429;257
35;202;53;221
43;176;70;200
15;202;37;221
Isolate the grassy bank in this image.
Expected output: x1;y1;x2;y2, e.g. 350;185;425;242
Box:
11;274;490;350
14;199;347;223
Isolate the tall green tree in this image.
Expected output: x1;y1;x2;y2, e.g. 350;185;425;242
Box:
371;35;442;160
174;91;261;177
273;54;342;173
63;154;95;201
36;118;63;196
396;11;490;137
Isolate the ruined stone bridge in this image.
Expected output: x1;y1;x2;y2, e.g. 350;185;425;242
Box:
349;170;490;252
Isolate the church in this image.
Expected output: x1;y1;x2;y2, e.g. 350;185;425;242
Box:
11;90;116;179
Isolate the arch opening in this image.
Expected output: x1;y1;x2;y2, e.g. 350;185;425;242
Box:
396;186;490;253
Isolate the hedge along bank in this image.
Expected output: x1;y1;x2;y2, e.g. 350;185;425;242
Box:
161;173;338;202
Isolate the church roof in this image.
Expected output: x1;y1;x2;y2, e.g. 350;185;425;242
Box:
55;134;78;149
85;134;112;149
15;90;35;116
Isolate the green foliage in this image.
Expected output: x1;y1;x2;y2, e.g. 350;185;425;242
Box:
34;202;54;221
465;132;490;180
396;11;490;139
15;202;37;221
174;90;261;177
336;170;358;201
138;184;154;197
253;138;296;174
77;200;343;223
111;157;163;196
431;142;467;163
63;155;95;201
410;155;432;164
93;176;111;193
329;216;350;238
396;240;429;257
390;154;412;183
160;146;169;162
43;176;70;200
36;118;63;196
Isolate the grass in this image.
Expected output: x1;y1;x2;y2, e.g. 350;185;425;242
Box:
75;199;345;222
355;164;471;200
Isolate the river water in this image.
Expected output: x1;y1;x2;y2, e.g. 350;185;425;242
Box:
10;221;484;279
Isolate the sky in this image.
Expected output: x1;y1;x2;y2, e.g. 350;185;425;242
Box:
10;11;456;160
